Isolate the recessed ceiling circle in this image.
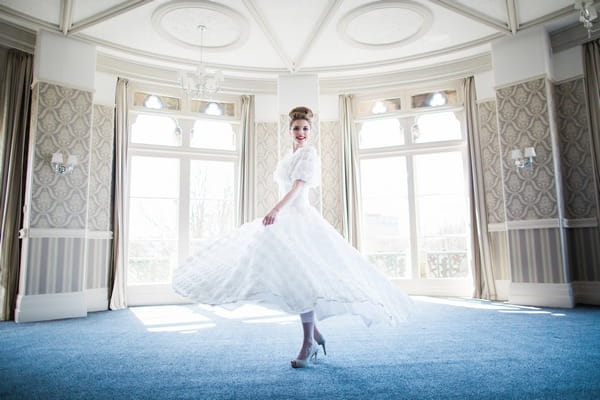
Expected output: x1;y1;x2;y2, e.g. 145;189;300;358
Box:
337;0;433;49
152;0;249;52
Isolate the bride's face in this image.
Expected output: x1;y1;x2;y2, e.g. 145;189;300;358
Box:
290;119;310;148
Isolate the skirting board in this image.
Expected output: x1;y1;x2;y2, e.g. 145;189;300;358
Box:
509;282;574;308
15;292;87;323
86;287;109;312
572;281;600;305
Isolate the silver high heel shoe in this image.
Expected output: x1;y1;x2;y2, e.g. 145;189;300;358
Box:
291;343;319;368
315;336;327;356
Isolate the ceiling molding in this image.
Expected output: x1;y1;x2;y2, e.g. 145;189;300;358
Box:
425;0;511;35
519;6;575;30
241;0;294;72
69;0;153;34
320;53;492;94
59;0;74;35
303;33;501;74
0;19;36;53
0;5;57;32
551;21;600;52
294;0;343;71
506;0;518;35
337;0;433;49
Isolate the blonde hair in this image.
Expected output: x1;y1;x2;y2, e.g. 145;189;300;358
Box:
289;106;313;128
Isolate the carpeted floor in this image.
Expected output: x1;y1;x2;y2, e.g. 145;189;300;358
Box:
1;296;599;399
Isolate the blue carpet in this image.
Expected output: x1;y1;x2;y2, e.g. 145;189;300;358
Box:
1;297;599;399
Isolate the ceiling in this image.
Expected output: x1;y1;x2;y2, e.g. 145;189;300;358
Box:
0;0;591;87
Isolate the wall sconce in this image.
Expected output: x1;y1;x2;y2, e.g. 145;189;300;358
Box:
51;152;78;175
574;0;598;38
511;147;536;170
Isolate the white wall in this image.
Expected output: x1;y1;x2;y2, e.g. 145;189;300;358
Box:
491;26;553;87
277;74;319;114
553;45;584;82
255;93;278;122
94;71;117;106
34;30;95;90
474;70;495;101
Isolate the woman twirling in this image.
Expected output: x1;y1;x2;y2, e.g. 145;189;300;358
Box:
172;106;412;368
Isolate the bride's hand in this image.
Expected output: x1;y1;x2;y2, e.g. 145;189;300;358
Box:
262;209;279;226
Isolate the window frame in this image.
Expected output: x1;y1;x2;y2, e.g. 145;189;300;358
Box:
353;81;474;296
125;82;242;304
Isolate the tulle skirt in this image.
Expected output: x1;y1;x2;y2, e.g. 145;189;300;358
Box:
172;204;412;326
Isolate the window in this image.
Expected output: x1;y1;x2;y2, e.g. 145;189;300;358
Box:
355;83;471;288
127;87;240;291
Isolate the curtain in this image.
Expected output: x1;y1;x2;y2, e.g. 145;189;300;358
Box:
109;78;129;310
0;49;33;320
339;94;361;248
583;40;600;202
239;95;255;224
463;77;497;300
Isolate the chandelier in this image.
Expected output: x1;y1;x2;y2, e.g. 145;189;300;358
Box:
180;25;224;98
574;0;599;38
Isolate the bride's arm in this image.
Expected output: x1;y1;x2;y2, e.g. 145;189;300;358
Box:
262;180;305;225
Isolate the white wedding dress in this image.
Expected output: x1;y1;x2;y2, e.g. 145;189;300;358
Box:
172;146;412;326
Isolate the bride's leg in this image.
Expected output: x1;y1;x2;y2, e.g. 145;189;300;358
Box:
291;311;315;366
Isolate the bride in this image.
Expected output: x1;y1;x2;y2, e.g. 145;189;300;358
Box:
172;106;412;368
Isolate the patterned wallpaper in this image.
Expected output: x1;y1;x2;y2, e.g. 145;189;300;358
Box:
255;122;279;217
554;78;598;219
25;237;85;294
320;121;343;234
567;227;600;281
88;105;115;231
507;228;565;284
489;231;510;281
29;82;93;229
477;100;505;224
496;78;558;221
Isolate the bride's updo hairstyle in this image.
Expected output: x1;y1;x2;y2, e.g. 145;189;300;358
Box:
289;106;313;128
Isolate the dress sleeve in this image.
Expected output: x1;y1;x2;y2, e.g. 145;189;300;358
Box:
289;147;321;187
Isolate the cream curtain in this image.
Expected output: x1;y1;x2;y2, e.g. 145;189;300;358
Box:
463;77;496;300
584;40;600;200
0;49;33;320
109;78;129;310
339;94;361;248
239;95;255;224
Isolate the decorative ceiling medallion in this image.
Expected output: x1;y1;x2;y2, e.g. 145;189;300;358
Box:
337;0;433;49
152;1;249;51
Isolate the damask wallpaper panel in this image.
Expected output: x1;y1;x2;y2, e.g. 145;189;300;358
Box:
320;121;343;234
28;82;93;229
489;231;510;280
25;237;85;295
255;122;279;217
554;79;598;219
88;104;115;232
507;228;564;284
496;78;558;221
567;227;600;281
477;100;505;224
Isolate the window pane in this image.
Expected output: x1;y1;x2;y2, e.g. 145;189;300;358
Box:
411;90;458;108
133;92;180;110
359;157;411;278
358;118;404;149
414;152;469;279
190;160;235;249
191;120;236;150
191;100;236;117
357;98;401;116
131;114;181;146
128;156;179;285
413;112;461;143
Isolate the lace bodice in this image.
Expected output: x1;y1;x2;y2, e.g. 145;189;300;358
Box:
274;146;321;207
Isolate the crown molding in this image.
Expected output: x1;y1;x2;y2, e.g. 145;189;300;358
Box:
551;20;600;53
0;18;36;53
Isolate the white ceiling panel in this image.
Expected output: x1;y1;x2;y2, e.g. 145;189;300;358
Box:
0;0;584;79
